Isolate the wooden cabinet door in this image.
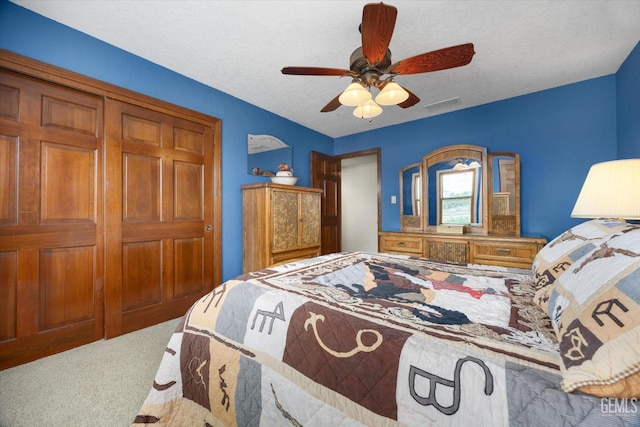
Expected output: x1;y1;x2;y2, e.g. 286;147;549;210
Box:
0;70;104;368
300;192;321;247
271;189;300;252
104;99;217;337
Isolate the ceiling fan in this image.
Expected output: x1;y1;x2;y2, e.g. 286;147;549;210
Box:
281;2;475;119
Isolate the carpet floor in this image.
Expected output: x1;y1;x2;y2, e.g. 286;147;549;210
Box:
0;318;181;427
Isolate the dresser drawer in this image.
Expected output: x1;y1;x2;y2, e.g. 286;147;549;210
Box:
471;241;539;269
379;235;423;255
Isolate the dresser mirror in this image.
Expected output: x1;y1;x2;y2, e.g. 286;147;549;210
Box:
400;163;422;231
389;146;536;267
488;152;520;236
399;144;523;235
424;145;487;233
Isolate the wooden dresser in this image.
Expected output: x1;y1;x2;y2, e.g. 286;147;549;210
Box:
242;183;322;273
379;231;546;269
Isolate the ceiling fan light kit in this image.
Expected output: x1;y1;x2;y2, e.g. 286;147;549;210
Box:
338;81;372;106
281;2;475;120
353;100;383;119
375;81;409;106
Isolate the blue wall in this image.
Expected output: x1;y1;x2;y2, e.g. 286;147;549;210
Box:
0;0;333;280
1;1;636;279
617;41;640;158
335;76;618;241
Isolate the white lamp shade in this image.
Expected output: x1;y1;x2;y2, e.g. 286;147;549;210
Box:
571;159;640;219
375;81;409;105
353;100;382;119
338;82;371;106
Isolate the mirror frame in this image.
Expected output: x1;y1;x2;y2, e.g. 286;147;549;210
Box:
399;162;422;231
422;144;488;234
488;152;521;236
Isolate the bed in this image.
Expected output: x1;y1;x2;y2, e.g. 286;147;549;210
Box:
133;219;640;426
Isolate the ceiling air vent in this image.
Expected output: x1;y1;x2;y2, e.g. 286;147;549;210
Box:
424;97;461;112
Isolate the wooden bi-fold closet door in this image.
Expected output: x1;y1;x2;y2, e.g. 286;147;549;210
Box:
0;51;222;369
104;99;217;338
0;69;105;368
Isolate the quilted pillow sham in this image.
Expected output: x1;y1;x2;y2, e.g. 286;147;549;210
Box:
532;219;632;309
532;219;640;398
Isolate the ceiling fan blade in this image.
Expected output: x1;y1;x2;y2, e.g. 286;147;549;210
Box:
361;2;397;66
321;94;342;112
388;43;475;75
397;87;420;108
281;66;352;76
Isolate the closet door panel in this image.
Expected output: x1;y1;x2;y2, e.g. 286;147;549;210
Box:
0;252;18;342
40;142;95;222
173;161;203;220
0;135;17;223
173;237;205;298
40;246;95;330
0;70;103;369
105;99;215;337
122;241;163;311
123;153;161;221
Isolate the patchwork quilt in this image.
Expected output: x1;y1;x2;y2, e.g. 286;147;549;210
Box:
133;252;637;426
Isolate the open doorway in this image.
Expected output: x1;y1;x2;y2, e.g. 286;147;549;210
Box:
311;149;380;254
341;154;378;251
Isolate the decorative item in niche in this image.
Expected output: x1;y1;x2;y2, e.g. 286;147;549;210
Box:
247;134;292;176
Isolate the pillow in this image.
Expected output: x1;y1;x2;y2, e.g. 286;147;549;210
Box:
532;219;640;398
532;219;632;311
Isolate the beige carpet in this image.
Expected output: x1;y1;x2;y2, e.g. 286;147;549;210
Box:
0;318;181;427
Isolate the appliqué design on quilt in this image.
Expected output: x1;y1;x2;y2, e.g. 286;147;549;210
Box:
152;345;178;391
411;305;470;325
330;261;496;325
534;269;554;289
574;241;640;273
202;282;227;313
188;357;208;388
251;301;286;334
559;319;603;368
304;311;383;358
218;364;230;411
271;383;302;427
548;229;589;247
408;356;494;415
563;327;589;361
592;299;628;327
182;334;212;410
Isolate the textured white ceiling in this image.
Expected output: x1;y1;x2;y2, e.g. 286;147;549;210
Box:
11;0;640;138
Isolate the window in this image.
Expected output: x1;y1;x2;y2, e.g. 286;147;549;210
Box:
438;169;476;224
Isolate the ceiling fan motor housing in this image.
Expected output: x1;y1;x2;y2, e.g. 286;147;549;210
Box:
349;47;392;87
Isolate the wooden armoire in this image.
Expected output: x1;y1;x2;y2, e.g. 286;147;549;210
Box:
242;183;322;273
0;51;222;369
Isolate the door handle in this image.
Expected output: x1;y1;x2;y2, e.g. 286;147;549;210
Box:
204;224;212;232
